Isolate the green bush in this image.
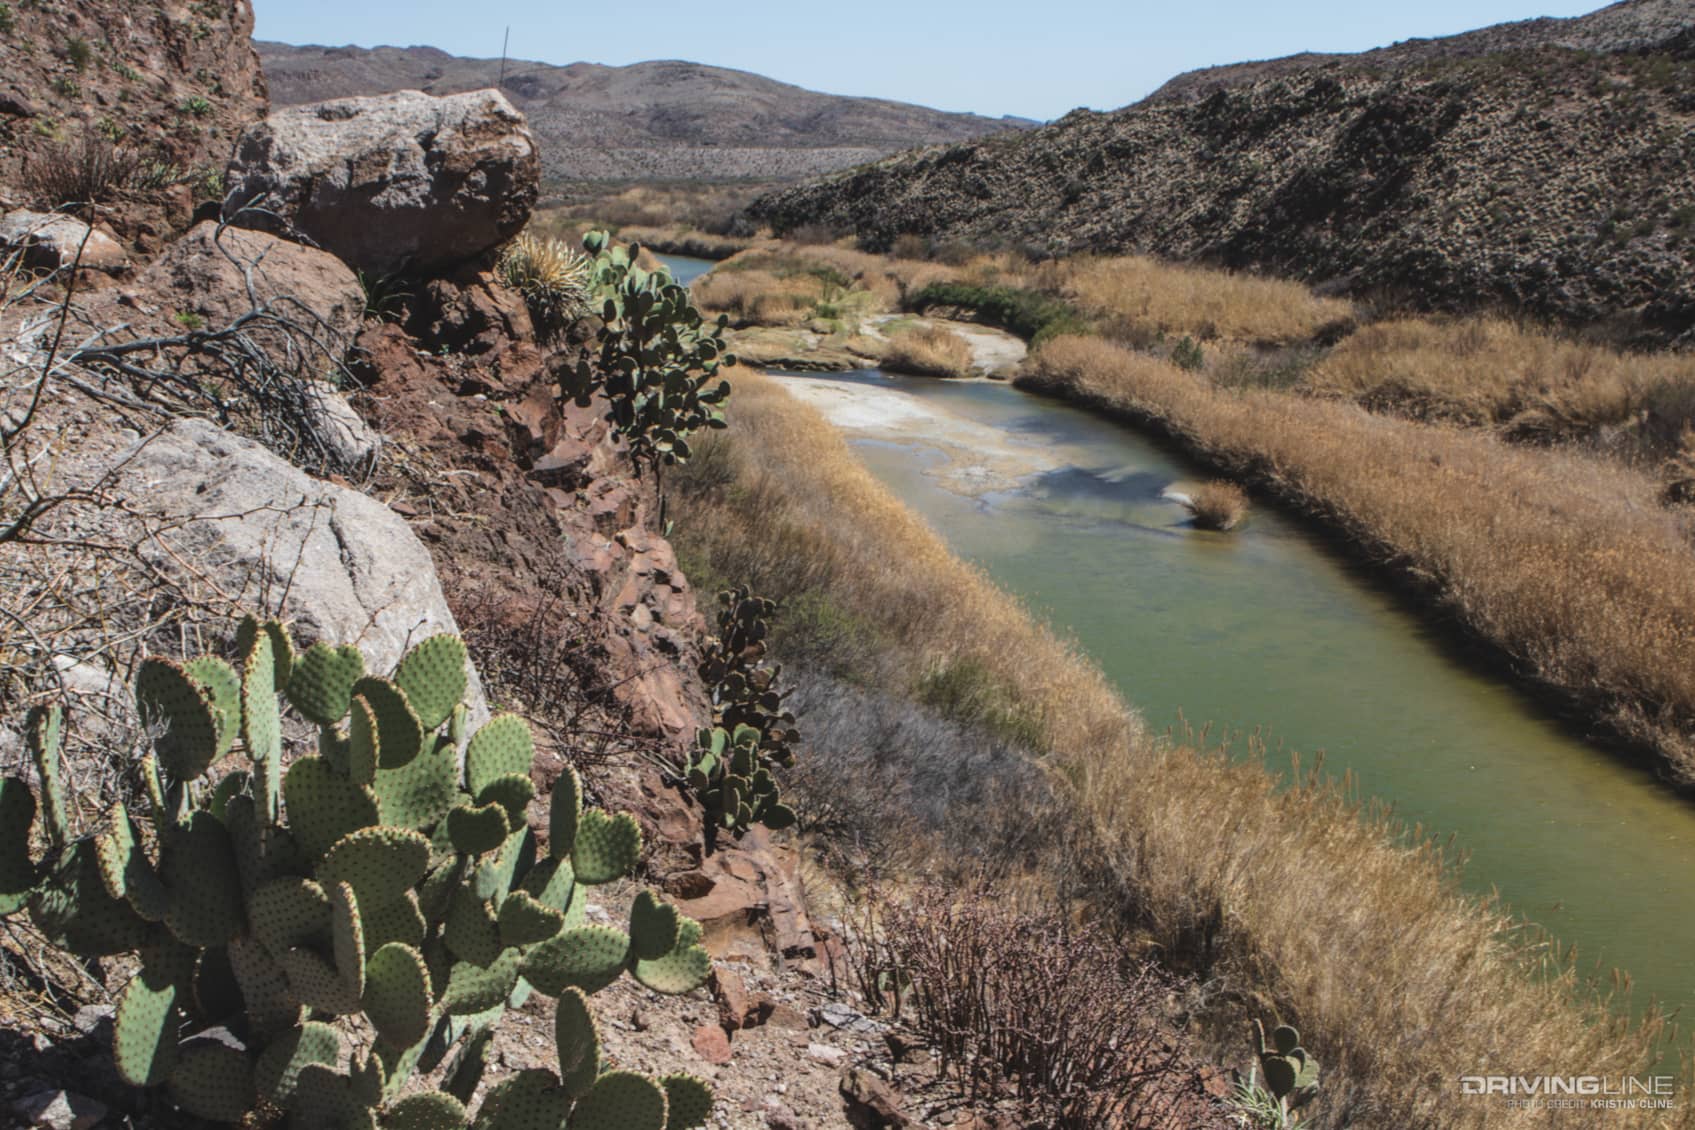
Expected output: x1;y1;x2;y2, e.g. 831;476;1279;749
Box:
1;620;714;1129
906;280;1087;345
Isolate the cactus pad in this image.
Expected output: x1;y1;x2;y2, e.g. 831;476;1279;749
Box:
113;967;181;1086
237;616;296;691
375;738;459;831
360;890;427;951
384;1092;469;1130
571;1071;667;1130
31;839;150;954
287;642;366;726
352;677;424;769
283;757;380;860
255;1021;340;1104
660;1074;713;1130
520;925;630;996
477;773;536;828
628;889;680;961
444;886;503;968
518;856;574;915
363;942;433;1047
240;631;283;823
572;809;641;884
250;877;331;956
497;890;564;949
227;935;304;1037
548;765;581;860
168;1041;256;1121
319;826;431;906
184;656;241;760
280;946;363;1015
1271;1024;1300;1054
0;776;38;914
159;812;245;947
1263;1054;1298;1097
465;715;534;796
348;695;381;785
393;634;467;731
136;657;221;780
440;949;522;1015
447;802;510;856
473;1068;569;1130
26;704;66;846
632;916;710;996
553;987;600;1098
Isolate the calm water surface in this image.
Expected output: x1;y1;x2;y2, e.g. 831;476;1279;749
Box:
777;368;1695;1030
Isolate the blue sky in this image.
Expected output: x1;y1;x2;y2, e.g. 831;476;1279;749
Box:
253;0;1606;122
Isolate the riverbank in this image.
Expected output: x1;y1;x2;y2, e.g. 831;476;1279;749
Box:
671;366;1676;1129
1018;336;1695;787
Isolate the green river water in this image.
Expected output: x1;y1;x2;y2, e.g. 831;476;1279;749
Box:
654;254;1695;1033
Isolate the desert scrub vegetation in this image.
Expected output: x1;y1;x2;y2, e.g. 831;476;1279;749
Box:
0;623;715;1127
1179;480;1249;531
1303;316;1695;457
496;230;593;340
905;279;1086;344
1022;334;1695;782
1040;253;1355;345
669;366;1674;1128
880;323;975;378
21;134;142;208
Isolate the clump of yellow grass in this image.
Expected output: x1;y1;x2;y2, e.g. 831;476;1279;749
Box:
882;325;976;378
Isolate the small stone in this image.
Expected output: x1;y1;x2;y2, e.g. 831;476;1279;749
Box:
691;1024;733;1065
839;1068;910;1129
807;1042;848;1067
71;1004;113;1038
10;1090;108;1130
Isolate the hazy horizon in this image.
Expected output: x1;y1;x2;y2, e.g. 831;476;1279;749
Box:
253;0;1607;122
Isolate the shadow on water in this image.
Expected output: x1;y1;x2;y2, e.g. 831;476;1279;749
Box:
783;367;1695;1034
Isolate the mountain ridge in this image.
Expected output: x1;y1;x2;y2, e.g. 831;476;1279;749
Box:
257;43;1035;183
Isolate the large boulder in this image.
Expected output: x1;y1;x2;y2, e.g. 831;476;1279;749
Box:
105;419;485;718
224;89;539;278
0;210;129;274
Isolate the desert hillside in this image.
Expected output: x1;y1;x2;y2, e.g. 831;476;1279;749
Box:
257;43;1034;183
750;0;1695;344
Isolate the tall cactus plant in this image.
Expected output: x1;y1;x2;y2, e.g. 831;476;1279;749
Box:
683;588;799;847
1;619;714;1130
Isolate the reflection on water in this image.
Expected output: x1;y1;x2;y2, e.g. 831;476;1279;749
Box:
779;368;1695;1030
654;253;717;288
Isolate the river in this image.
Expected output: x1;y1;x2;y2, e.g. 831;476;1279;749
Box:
654;253;1695;1031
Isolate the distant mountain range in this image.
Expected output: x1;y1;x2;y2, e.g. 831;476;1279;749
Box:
751;0;1695;343
256;43;1035;184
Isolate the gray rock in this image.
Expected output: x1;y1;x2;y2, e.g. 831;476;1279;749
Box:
107;419;486;719
306;382;381;471
9;1090;107;1130
225;89;539;277
0;211;127;273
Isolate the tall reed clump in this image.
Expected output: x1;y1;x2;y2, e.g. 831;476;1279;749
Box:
1040;254;1355;345
1181;480;1249;531
670;366;1675;1129
881;325;976;378
1021;335;1695;780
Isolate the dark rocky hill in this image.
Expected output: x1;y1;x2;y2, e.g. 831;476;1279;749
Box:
750;0;1695;344
257;43;1033;183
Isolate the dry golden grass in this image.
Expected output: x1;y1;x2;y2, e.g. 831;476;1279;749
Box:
1305;317;1695;452
691;268;819;326
881;325;976;378
1182;480;1249;530
671;368;1675;1128
1040;254;1355;345
614;224;756;260
1024;335;1695;778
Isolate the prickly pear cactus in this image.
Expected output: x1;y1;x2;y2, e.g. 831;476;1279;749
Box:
685;588;799;845
1;618;714;1130
1254;1018;1320;1114
559;231;734;478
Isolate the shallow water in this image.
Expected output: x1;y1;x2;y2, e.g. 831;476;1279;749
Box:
773;367;1695;1029
655;253;716;288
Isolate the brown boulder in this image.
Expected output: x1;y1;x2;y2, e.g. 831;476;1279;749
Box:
226;89;538;277
0;211;128;274
839;1069;910;1129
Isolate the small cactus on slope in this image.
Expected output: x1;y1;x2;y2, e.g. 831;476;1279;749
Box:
1;618;714;1129
1252;1018;1321;1119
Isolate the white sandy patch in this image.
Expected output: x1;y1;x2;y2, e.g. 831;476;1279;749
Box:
770;373;1058;495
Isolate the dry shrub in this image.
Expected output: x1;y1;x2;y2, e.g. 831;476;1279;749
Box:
850;884;1219;1129
1183;480;1248;531
496;232;592;340
881;324;975;378
690;268;817;326
1024;335;1695;778
671;367;1673;1128
1306;316;1695;458
22;136;142;209
1046;254;1354;345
